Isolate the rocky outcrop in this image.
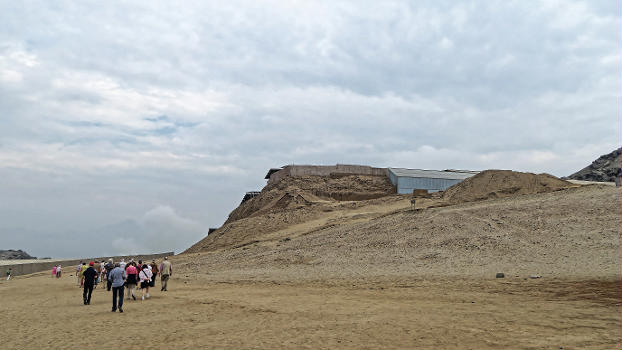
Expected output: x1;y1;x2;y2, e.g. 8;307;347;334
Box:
0;249;36;260
567;147;622;182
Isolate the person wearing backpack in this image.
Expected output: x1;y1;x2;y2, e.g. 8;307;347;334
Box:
139;264;153;300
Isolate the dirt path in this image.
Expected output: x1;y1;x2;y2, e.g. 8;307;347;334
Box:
263;197;412;242
1;272;620;349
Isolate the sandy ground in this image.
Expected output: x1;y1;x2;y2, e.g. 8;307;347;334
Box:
0;271;620;349
2;184;620;349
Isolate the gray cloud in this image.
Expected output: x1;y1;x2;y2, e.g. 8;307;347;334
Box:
0;0;619;257
109;205;205;256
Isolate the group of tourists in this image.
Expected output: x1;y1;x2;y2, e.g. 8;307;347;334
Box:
70;256;173;312
51;265;62;278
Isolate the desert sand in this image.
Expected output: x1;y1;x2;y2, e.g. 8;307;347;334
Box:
1;172;620;349
0;265;619;349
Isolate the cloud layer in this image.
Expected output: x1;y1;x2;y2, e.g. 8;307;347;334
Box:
0;1;620;257
110;206;205;256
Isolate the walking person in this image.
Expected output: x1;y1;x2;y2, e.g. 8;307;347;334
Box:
6;268;11;281
108;263;126;313
159;257;172;291
149;260;159;288
104;259;114;291
76;263;82;285
139;264;153;300
52;265;57;278
79;262;88;287
94;261;103;288
125;262;138;300
82;262;98;305
56;265;62;278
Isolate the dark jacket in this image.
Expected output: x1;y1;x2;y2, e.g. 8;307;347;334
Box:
83;266;98;286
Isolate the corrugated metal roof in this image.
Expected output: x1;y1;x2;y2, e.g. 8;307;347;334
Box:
388;168;477;180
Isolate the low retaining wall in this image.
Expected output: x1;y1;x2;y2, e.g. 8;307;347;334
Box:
2;251;174;277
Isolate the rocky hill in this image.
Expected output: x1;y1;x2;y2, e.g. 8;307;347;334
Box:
0;249;36;260
185;174;397;253
568;147;622;182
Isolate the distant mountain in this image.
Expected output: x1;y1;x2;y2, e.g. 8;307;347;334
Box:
568;147;622;182
0;249;36;260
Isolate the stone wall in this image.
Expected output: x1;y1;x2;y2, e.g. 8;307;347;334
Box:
268;164;387;185
1;251;174;277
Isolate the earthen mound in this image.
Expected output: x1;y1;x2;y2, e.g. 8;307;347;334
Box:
442;170;572;203
226;174;394;223
185;174;397;254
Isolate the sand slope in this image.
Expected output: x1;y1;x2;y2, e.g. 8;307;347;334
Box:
184;184;621;281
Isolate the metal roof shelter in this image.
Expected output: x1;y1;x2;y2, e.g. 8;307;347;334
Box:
388;168;478;194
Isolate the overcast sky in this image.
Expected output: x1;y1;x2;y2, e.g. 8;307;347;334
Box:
0;1;620;258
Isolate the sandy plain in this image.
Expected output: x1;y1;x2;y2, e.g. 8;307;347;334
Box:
0;270;620;349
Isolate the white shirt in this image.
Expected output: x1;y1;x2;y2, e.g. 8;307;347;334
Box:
139;269;153;282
